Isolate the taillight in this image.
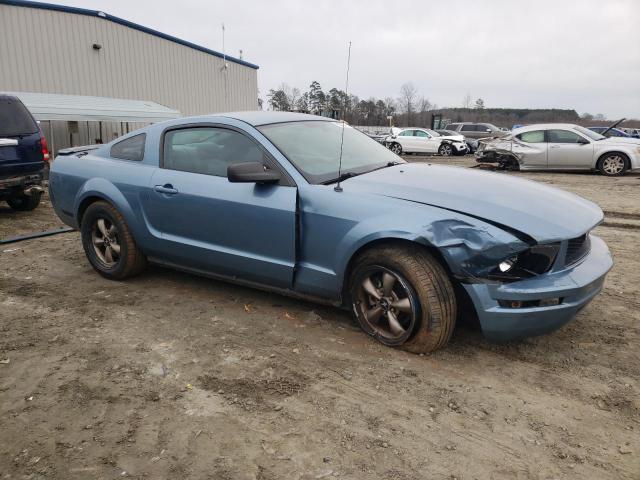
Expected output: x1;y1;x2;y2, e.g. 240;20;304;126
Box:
40;132;50;162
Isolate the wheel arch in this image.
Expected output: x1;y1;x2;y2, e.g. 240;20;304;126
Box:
339;236;454;305
596;150;630;170
74;179;145;244
77;195;107;227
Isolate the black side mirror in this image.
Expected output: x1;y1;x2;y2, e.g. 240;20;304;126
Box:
227;162;281;184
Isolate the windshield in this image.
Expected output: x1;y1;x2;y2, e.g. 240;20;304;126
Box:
574;125;605;141
424;129;440;137
258;120;405;184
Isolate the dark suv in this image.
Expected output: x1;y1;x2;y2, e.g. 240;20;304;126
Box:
445;122;507;139
0;95;49;210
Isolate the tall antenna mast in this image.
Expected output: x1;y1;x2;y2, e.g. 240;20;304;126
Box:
221;23;226;65
221;23;229;110
334;41;352;193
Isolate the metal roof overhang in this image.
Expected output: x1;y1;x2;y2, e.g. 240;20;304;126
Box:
1;91;181;123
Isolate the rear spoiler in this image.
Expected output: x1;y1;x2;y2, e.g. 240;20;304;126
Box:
57;145;101;156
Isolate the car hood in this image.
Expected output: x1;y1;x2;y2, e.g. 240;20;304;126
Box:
599;137;640;146
440;135;465;142
346;163;603;243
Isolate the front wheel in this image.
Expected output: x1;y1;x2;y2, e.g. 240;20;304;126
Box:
80;201;147;280
438;144;453;156
598;153;628;176
7;192;42;211
349;244;457;354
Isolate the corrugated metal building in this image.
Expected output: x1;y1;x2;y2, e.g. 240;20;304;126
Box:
0;0;259;152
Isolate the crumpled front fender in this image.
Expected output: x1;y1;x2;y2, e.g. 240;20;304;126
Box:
337;207;530;289
413;219;530;281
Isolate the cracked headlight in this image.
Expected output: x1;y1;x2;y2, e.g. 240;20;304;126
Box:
491;243;561;281
498;257;517;273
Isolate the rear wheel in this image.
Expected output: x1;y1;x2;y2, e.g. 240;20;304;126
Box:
7;192;41;211
80;201;147;280
390;143;403;155
349;244;457;354
598;153;628;176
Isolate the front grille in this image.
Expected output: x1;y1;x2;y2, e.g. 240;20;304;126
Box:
565;234;591;266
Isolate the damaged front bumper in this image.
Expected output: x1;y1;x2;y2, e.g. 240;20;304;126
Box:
463;235;613;342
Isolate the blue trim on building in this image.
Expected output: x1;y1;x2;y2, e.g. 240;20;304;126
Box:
0;0;259;70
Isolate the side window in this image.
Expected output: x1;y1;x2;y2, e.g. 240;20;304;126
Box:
110;133;146;161
414;130;429;137
460;124;476;132
163;127;264;177
399;130;413;137
517;130;546;143
548;130;582;144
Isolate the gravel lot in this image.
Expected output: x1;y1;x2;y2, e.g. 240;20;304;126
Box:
1;156;638;479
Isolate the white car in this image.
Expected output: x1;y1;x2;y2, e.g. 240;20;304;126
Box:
476;123;640;176
385;128;467;156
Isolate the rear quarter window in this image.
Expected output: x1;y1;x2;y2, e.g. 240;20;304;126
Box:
460;125;477;132
0;97;38;136
110;133;146;161
516;131;546;143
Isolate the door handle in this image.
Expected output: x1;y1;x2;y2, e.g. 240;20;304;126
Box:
154;184;178;195
549;145;560;149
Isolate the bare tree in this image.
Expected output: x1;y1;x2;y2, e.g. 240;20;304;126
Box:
399;82;418;126
462;93;472;109
474;98;485;109
417;96;432;127
418;96;432;113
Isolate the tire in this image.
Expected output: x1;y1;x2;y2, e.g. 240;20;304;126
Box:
348;244;457;354
438;143;453;156
80;201;147;280
390;143;403;155
7;192;42;211
597;153;628;176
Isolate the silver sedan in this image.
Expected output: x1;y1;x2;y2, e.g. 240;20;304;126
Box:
476;123;640;176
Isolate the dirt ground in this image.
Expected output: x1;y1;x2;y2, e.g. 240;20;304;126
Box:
1;156;639;480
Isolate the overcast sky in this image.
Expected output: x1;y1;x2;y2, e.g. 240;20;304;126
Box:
48;0;640;118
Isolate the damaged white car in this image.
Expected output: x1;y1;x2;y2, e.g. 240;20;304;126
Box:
385;128;467;156
475;123;640;176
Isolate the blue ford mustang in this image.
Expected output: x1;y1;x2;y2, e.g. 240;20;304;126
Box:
49;112;613;353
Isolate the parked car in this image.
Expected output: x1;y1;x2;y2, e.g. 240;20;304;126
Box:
619;127;640;138
364;132;388;144
384;128;467;156
445;122;507;139
0;94;49;210
50;112;612;353
436;129;478;153
588;127;631;138
476;123;640;176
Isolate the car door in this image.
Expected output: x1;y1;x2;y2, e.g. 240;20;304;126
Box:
460;124;479;139
547;129;593;169
513;130;548;168
414;130;438;153
141;125;297;288
396;129;416;152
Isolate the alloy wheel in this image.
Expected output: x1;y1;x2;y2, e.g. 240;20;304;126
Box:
440;144;453;156
602;155;625;175
354;267;417;344
91;217;121;267
391;143;402;155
